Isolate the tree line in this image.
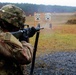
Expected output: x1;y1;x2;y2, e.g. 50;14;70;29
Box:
0;2;76;16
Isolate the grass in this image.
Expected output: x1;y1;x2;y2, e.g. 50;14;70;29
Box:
26;16;35;26
25;14;76;56
30;25;76;56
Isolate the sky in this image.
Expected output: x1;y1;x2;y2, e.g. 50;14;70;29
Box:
0;0;76;7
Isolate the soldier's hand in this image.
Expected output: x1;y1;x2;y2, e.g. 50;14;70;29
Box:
29;27;36;37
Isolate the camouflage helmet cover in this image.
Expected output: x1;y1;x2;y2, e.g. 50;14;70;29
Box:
0;4;26;29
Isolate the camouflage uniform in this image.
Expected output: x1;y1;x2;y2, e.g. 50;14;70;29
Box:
0;4;33;75
0;4;26;29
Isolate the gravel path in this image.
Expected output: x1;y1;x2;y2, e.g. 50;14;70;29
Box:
24;51;76;75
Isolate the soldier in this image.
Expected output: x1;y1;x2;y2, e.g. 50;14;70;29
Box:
0;4;33;75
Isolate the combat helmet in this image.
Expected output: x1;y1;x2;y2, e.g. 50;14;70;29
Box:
0;4;26;29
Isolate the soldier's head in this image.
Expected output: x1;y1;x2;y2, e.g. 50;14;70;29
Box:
0;4;26;31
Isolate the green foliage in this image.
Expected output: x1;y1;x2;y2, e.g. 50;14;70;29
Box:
67;19;76;24
0;2;76;16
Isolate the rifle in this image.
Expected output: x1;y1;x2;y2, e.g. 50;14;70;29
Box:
11;24;44;75
11;24;43;43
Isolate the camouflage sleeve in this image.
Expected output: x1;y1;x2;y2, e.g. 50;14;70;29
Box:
0;32;33;65
12;41;33;65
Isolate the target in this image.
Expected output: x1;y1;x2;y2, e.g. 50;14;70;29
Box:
45;13;51;20
34;13;40;21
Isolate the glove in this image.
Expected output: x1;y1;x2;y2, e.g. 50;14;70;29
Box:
29;27;36;37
